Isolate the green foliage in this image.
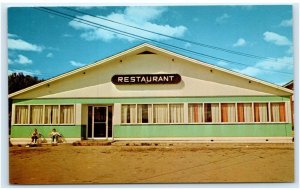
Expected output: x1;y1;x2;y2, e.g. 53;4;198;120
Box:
8;72;44;94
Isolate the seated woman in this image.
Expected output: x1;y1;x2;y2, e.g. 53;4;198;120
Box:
31;128;39;144
49;128;61;143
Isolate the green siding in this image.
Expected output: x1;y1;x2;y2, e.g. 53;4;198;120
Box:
13;96;290;104
113;124;292;138
10;125;84;138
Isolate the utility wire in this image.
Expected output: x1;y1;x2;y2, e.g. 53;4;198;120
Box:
63;7;278;62
34;7;293;75
38;7;244;65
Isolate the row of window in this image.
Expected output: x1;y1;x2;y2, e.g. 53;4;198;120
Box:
121;102;287;124
14;105;75;124
14;102;287;125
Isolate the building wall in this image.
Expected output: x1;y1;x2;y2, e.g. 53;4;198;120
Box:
113;124;292;138
11;96;292;139
12;54;290;99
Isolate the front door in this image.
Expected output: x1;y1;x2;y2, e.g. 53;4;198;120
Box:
88;106;113;139
93;106;107;138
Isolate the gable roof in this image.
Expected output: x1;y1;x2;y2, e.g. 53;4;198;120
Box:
8;43;293;98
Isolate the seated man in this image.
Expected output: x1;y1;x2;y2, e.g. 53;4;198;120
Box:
31;128;39;144
49;128;61;143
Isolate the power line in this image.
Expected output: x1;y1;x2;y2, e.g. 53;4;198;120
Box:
34;7;293;76
63;7;277;61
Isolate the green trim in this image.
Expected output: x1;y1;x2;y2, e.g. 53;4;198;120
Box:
113;123;292;138
10;125;86;138
13;96;290;104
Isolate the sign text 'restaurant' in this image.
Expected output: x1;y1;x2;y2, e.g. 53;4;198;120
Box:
111;74;181;85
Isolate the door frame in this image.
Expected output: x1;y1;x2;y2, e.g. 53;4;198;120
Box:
92;106;108;139
86;104;113;140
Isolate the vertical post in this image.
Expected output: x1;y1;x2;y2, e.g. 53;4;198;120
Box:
106;106;108;139
252;102;255;122
268;102;271;122
28;105;31;124
92;106;94;139
184;103;188;124
11;104;16;125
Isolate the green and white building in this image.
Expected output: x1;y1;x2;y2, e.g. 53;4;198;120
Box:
9;43;293;143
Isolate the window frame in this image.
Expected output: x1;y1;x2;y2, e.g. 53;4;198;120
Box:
13;104;76;125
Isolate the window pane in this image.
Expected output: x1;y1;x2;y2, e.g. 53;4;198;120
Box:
254;103;269;122
60;105;74;124
188;104;203;123
204;103;219;122
30;105;43;124
271;103;286;122
169;104;184;123
221;103;236;122
153;104;168;123
15;105;28;124
237;103;252;122
121;104;136;123
45;105;59;124
137;104;152;123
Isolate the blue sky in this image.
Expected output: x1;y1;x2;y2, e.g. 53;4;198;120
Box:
7;5;293;85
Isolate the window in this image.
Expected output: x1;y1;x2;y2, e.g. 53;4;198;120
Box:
45;105;59;124
121;104;136;123
169;104;184;123
60;105;75;124
153;104;168;123
30;105;43;124
15;105;28;124
221;103;236;122
188;104;203;123
137;104;152;123
204;103;219;122
254;103;269;122
271;103;286;122
237;103;252;122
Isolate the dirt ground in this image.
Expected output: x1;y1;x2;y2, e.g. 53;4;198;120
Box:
9;142;294;184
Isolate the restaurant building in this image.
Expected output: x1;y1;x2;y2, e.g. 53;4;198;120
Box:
9;43;293;143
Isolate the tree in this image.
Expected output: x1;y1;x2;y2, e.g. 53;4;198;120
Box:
8;72;44;134
8;72;44;94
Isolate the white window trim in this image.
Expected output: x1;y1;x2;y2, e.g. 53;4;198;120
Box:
13;104;76;125
121;103;185;125
120;101;291;125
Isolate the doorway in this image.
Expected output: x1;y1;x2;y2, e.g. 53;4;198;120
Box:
88;106;112;139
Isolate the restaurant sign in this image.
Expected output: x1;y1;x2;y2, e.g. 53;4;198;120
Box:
111;74;181;85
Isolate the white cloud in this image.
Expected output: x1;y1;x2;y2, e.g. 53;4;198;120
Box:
193;18;199;22
286;46;293;55
279;18;292;27
14;54;33;65
234;56;293;77
216;61;229;67
69;6;187;42
8;58;13;64
8;33;18;38
184;42;191;48
8;69;41;76
216;13;230;23
234;67;262;76
233;38;247;47
8;38;43;52
46;53;53;58
70;60;85;67
256;56;293;71
263;31;291;46
62;34;73;38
